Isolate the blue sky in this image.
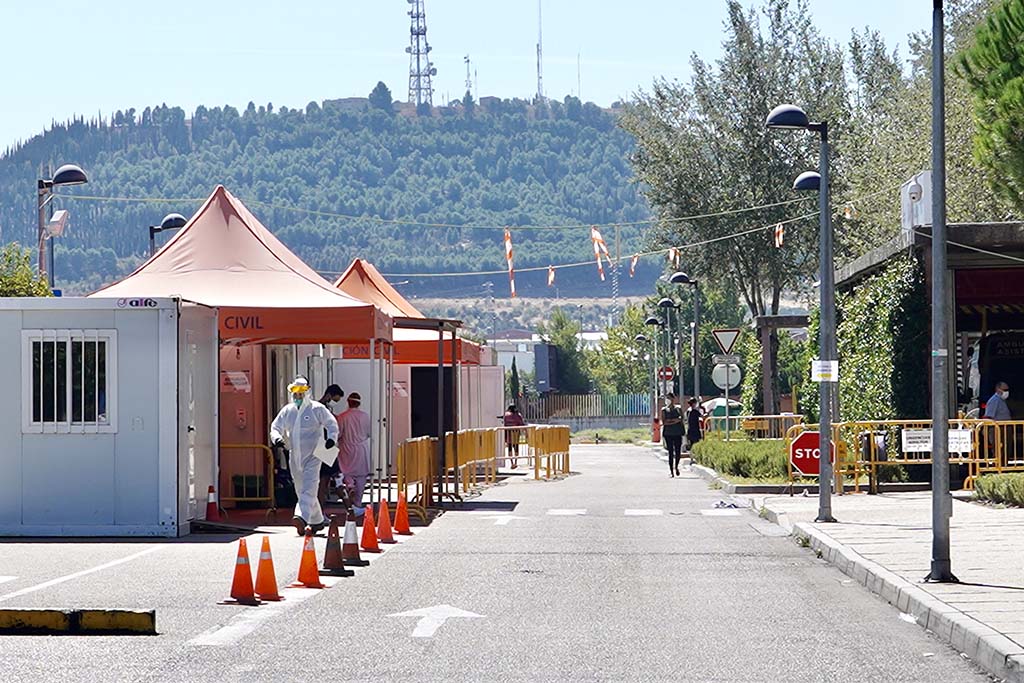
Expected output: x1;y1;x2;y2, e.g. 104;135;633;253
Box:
2;1;927;149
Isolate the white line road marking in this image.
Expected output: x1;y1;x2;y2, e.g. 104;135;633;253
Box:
478;515;528;526
700;509;742;516
189;576;345;647
0;576;17;586
0;547;160;604
547;509;586;516
388;604;484;638
624;509;663;516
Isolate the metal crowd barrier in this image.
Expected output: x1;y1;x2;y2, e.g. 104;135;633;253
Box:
704;414;805;439
394;425;572;514
219;443;276;507
783;419;1024;492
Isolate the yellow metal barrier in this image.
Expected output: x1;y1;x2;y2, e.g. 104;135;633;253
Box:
783;419;1024;492
396;435;433;522
219;443;276;507
707;414;804;439
527;425;571;480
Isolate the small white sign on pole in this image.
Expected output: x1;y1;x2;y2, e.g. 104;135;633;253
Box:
900;428;973;453
811;359;839;383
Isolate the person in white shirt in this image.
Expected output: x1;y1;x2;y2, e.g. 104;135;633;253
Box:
270;377;339;535
336;392;373;515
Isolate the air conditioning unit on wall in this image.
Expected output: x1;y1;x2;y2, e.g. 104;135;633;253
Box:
901;170;933;234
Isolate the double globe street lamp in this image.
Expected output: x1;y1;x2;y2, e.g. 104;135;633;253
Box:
670;271;701;402
765;103;837;524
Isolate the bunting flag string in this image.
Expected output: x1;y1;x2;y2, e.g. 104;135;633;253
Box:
504;228;516;297
773;223;784;248
590;226;611;281
547;265;556;287
629;253;640;278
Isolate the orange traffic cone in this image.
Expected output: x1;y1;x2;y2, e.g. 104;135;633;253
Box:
394;492;413;536
220;538;260;605
377;500;397;544
290;527;326;589
206;485;221;522
360;505;382;553
320;516;354;577
254;536;283;601
342;512;370;566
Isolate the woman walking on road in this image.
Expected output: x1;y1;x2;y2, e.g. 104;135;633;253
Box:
503;404;526;468
685;397;703;463
661;393;684;477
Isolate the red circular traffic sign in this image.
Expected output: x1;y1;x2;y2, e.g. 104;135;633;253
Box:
658;366;675;381
789;431;836;477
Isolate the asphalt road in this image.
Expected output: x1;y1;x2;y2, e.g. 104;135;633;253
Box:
0;444;994;682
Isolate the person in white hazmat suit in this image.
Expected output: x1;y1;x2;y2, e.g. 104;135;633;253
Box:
270;377;339;535
336;392;373;515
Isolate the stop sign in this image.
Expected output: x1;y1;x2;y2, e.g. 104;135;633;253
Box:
789;431;836;477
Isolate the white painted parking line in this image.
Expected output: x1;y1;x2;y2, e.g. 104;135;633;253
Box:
547;509;586;516
624;509;663;516
700;509;742;517
0;547;160;604
0;576;17;586
189;575;345;647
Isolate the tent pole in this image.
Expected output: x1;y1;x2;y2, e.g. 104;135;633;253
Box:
451;329;460;497
369;337;377;508
436;324;445;503
386;342;394;505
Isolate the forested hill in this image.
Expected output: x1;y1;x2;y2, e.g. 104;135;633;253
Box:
0;93;655;296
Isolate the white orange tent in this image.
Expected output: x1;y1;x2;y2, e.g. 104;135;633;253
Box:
91;186;392;345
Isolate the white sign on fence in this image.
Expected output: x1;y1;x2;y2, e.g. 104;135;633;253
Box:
900;428;973;453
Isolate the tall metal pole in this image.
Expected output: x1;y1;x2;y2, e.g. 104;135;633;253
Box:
675;307;684;397
929;0;955;583
817;123;837;523
693;286;701;401
37;186;49;285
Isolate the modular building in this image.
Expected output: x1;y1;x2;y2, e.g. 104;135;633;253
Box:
0;296;218;537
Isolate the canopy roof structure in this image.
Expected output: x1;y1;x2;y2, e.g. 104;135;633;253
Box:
90;186;391;344
335;258;480;364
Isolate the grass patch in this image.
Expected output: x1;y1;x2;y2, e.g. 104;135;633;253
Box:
974;473;1024;507
570;427;650;445
692;434;789;482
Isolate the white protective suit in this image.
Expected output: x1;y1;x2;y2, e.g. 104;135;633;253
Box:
270;397;339;525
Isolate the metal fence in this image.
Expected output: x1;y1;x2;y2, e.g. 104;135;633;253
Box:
521;393;650;420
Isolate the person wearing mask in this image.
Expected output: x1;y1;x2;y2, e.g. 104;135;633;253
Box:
317;384;345;507
270;377;339;535
685;397;703;461
503;405;527;468
336;392;373;516
985;382;1012;420
661;393;684;477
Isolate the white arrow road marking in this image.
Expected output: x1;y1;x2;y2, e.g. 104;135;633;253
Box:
480;515;528;526
700;509;741;516
388;604;484;638
624;509;663;516
547;509;586;516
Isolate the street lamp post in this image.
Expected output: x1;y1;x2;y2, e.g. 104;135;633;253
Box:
671;272;700;401
149;213;188;257
766;103;837;523
37;164;88;289
928;0;955;584
658;297;680;394
644;315;664;441
635;333;653;432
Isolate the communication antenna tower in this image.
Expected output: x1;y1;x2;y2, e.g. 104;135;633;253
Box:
406;0;436;108
464;55;472;95
536;0;544;103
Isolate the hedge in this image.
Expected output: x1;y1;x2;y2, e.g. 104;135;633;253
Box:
692;434;789;481
974;473;1024;506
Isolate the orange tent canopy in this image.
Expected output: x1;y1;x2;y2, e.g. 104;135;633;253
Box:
334;258;481;364
90;186;391;344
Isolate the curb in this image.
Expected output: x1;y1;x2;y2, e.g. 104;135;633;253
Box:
0;608;156;635
791;522;1024;682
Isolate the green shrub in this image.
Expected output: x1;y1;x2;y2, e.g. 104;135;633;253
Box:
975;473;1024;506
692;434;789;481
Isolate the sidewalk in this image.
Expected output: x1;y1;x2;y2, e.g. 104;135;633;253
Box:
739;488;1024;682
